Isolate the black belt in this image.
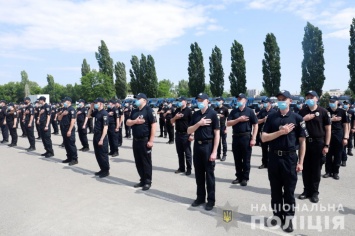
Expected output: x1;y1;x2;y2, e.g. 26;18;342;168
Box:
196;139;212;144
273;150;296;156
233;132;250;137
306;137;324;142
134;137;149;141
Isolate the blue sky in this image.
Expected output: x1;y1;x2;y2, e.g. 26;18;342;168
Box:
0;0;354;95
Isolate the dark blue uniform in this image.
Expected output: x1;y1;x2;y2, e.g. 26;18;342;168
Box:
123;105;132;138
77;107;89;150
18;107;27;137
157;105;167;137
116;105;124;146
34;106;41;139
107;107;119;155
342;109;353;163
51;106;59;134
227;106;258;182
61;106;78;162
214;106;229;159
92;109;110;172
189;107;219;205
130;105;157;185
39;104;54;155
25;104;35;149
263;111;306;220
6;109;17;145
164;106;175;143
0;105;9;142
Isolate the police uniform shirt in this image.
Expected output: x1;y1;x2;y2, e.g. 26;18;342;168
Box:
214;106;229;127
34;107;40;119
189;107;219;141
39;104;51;125
130;105;157;138
227;106;258;133
25;104;34;121
164;107;174;120
299;106;331;138
61;106;76;126
263;111;306;151
107;107;119;124
327;107;348;131
76;107;87;125
6;110;17;126
123;106;131;118
51;107;57;119
92;109;109;133
172;107;192;133
157;106;164;119
0;106;6;120
348;109;355;128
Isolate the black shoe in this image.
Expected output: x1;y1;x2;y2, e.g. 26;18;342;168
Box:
1;140;8;143
134;182;144;188
347;151;353;156
79;147;84;151
112;152;119;157
186;170;191;176
283;219;293;233
240;180;248;186
94;170;103;176
333;173;339;180
45;153;54;158
232;178;242;184
118;144;122;147
175;169;185;174
142;183;151;191
323;173;330;178
341;161;347;167
310;194;319;203
52;132;55;134
59;144;64;147
8;144;16;147
108;152;114;156
221;155;226;161
62;159;70;163
26;147;36;152
82;147;89;152
127;136;131;138
36;137;41;140
158;135;163;137
99;171;109;178
205;202;214;211
216;156;221;159
68;160;78;166
269;216;283;227
191;199;205;207
166;141;174;144
41;152;48;156
258;164;267;169
298;192;310;200
164;136;167;138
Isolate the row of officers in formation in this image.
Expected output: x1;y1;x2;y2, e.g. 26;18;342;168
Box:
0;90;352;233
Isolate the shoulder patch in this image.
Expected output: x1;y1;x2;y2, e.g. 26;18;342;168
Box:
46;107;49;111
315;112;319;116
71;110;74;114
103;116;107;120
327;112;331;117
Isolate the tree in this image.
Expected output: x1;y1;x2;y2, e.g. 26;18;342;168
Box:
145;55;158;98
95;40;114;79
209;46;224;97
80;70;116;102
129;55;140;95
157;79;174;97
348;18;355;95
114;62;127;99
229;40;247;96
204;83;212;97
300;22;326;96
188;42;205;97
81;59;91;77
175;79;189;97
262;33;281;97
319;92;330;108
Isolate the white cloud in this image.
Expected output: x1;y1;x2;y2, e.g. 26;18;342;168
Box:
319;7;355;39
0;0;211;52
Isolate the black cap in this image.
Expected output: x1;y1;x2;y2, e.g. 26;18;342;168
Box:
177;96;187;101
329;96;338;102
0;100;6;103
63;97;72;102
24;97;31;101
38;96;46;101
134;93;148;100
343;101;349;105
7;102;14;106
216;96;225;102
262;98;272;103
117;99;122;104
196;93;209;100
94;97;105;103
78;99;85;103
276;90;292;99
237;93;247;99
109;99;117;104
305;90;318;97
296;101;303;105
35;100;39;104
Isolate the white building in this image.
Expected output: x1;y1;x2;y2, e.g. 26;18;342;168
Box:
325;89;343;97
247;89;259;98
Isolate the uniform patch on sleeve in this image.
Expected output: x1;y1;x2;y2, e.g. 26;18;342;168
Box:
46;107;49;111
71;110;74;114
327;112;331;117
103;116;107;120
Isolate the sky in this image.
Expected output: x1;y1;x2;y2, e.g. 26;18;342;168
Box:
0;0;354;95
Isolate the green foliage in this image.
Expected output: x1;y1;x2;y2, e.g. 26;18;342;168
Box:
95;40;114;80
319;92;330;108
80;70;116;102
209;46;224;96
262;33;281;97
114;61;127;99
81;59;91;77
204;83;212;97
158;79;174;97
146;55;158;98
348;18;355;95
175;79;189;97
129;55;140;95
188;42;205;97
300;22;326;96
0;82;23;103
229;40;246;96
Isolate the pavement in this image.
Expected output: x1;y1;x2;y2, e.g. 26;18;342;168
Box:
1;126;355;236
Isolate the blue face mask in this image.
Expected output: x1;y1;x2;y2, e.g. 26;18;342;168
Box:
257;104;261;108
277;101;288;110
216;102;220;107
197;102;205;110
344;105;348;109
305;99;315;107
329;103;336;109
135;100;141;107
177;102;182;108
94;104;99;109
77;104;82;108
63;103;68;108
264;103;268;107
236;101;244;108
296;105;301;109
107;105;112;109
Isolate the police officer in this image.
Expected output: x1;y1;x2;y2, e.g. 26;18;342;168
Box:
123;102;132;138
126;93;157;191
293;101;303;113
342;101;353;166
324;96;349;179
17;103;26;137
157;102;167;138
37;96;54;158
187;93;219;211
214;97;229;161
57;100;66;147
77;99;90;152
115;100;124;147
261;90;306;233
171;96;193;175
164;101;175;144
255;102;263;146
227;93;258;186
87;97;110;178
298;90;331;203
6;102;17;147
58;97;78;165
257;97;276;169
107;99;119;157
34;101;41;140
23;97;36;151
51;103;59;135
0;100;9;143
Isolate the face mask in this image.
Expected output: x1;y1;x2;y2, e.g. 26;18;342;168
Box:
216;102;220;107
63;103;68;108
7;107;12;111
344;105;348;109
277;101;288;110
135;100;141;107
177;102;182;108
264;103;268;107
305;99;315;107
77;104;82;108
236;101;244;108
107;105;112;109
297;105;301;109
329;103;336;109
125;104;128;107
94;104;99;109
197;102;205;110
257;104;261;108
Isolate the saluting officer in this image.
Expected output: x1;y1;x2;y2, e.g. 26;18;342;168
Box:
6;102;17;147
171;96;193;175
23;97;36;151
123;102;132;138
107;99;119;157
51;103;59;135
38;96;54;158
257;97;276;169
164;101;175;144
324;96;349;179
298;90;331;203
214;97;229;161
261;90;306;233
58;97;78;165
0;100;9;143
34;101;41;140
87;97;110;178
187;93;219;211
126;93;157;191
227;93;258;186
77;99;90;152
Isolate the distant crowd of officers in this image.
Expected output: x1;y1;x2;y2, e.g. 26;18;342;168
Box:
0;89;352;233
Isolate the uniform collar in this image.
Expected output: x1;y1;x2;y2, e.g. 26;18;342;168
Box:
278;110;292;117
